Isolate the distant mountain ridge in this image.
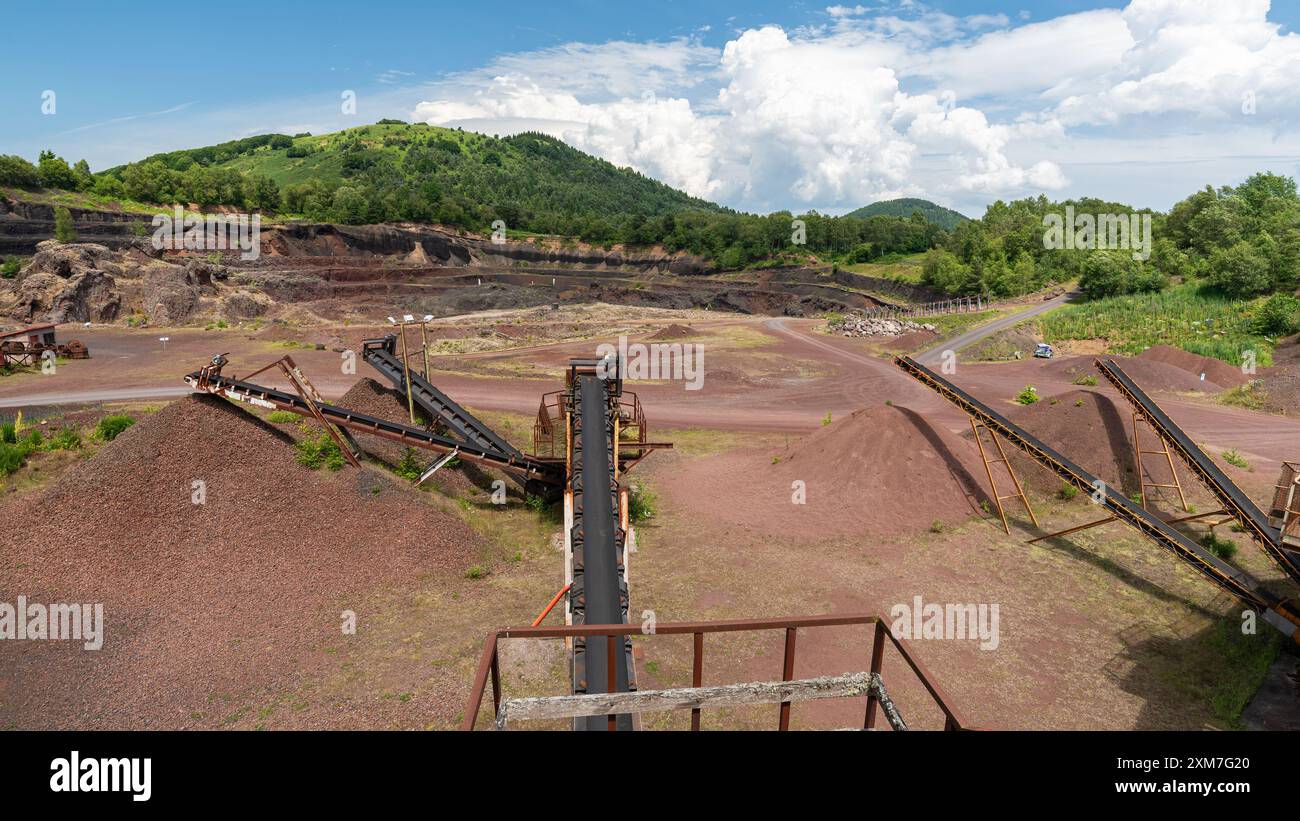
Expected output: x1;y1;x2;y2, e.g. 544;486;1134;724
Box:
844;198;967;231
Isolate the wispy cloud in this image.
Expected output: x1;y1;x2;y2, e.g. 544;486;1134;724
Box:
56;101;199;137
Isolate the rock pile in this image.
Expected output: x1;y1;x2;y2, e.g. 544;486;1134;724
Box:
830;313;937;338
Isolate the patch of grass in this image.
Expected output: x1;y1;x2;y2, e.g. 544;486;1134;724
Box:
1072;374;1098;386
46;426;82;451
94;414;135;442
1015;385;1040;405
628;484;658;522
395;448;423;482
266;410;299;424
295;431;347;471
464;565;488;580
1221;449;1249;469
0;441;32;476
1058;484;1079;501
1206;621;1280;727
1039;284;1276;367
1219;383;1264;410
1200;531;1237;561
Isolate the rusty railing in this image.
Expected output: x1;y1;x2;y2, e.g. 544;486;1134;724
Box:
461;613;970;731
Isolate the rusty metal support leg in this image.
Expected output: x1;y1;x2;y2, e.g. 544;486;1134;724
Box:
971;419;1010;534
607;634;618;731
865;620;886;729
779;627;797;731
691;632;703;731
989;425;1038;529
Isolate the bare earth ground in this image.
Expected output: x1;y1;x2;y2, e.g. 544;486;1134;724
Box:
2;304;1298;730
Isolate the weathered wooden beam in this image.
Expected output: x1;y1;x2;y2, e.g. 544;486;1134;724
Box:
496;672;881;728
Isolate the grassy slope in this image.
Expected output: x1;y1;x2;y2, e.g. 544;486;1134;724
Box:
1038;283;1277;367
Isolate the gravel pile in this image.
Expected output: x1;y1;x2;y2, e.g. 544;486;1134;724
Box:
830;314;937;338
0;393;486;728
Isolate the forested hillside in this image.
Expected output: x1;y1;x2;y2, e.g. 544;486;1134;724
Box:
844;197;967;231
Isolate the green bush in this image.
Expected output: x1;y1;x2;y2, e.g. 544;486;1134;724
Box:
47;426;82;450
0;257;21;278
1015;386;1040;405
1222;449;1249;469
1072;374;1098;386
0;421;15;443
1201;531;1238;561
628;484;658;522
95;414;135;441
295;431;346;471
395;448;423;481
266;410;299;424
0;440;32;475
1253;294;1300;337
54;206;77;243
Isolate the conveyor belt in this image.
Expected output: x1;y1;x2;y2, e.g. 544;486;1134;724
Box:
362;335;523;460
568;373;633;730
1095;358;1299;584
894;355;1300;639
184;369;563;484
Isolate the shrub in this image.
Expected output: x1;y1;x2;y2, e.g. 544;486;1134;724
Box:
54;206;77;243
1222;449;1249;469
1201;531;1238;561
0;441;31;475
0;421;15;444
1253;294;1300;337
47;426;82;450
395;448;423;481
1015;386;1040;405
295;431;346;471
628;484;658;522
464;565;488;580
266;411;299;424
1058;484;1079;501
821;411;833;426
1072;374;1098;386
95;414;135;441
0;257;21;278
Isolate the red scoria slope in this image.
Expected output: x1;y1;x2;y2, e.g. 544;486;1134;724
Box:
0;394;484;728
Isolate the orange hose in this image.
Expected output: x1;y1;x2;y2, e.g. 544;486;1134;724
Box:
532;584;572;627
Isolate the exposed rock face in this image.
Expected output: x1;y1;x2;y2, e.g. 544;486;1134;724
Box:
222;291;273;320
0;198;155;255
143;268;200;324
0;241;123;322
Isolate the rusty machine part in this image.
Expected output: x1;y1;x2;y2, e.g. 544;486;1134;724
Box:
185;355;565;486
1271;462;1300;551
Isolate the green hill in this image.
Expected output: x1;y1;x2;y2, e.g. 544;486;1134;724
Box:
105;121;722;233
844;198;967;231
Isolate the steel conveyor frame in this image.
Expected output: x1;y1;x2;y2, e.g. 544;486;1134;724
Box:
184;369;563;485
893;355;1299;639
1094;358;1298;584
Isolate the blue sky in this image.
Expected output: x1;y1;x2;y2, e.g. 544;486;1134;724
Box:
3;1;1299;216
